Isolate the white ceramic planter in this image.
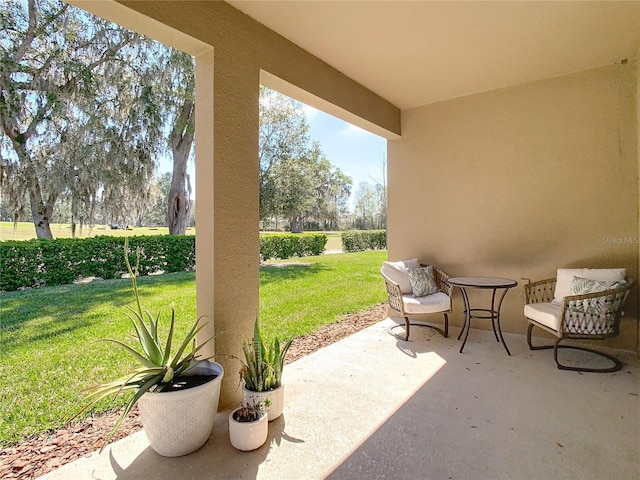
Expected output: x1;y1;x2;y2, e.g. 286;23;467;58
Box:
138;361;223;457
228;407;268;451
242;384;284;421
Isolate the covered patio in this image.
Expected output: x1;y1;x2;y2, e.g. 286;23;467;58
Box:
49;1;640;478
41;319;639;479
67;0;639;409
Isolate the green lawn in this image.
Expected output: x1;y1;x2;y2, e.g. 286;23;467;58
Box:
320;231;342;251
0;222;194;241
0;222;342;250
0;250;386;446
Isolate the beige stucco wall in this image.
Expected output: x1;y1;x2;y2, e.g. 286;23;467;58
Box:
74;0;399;407
388;62;639;352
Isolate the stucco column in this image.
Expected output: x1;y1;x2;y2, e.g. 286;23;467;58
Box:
637;43;640;352
196;48;260;408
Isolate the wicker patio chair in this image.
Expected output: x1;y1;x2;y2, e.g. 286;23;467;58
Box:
381;260;452;341
524;269;634;372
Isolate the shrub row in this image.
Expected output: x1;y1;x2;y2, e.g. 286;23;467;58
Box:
0;235;196;292
1;233;329;291
259;233;327;261
341;230;387;252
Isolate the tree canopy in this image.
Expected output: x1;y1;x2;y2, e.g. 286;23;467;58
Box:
259;87;352;231
0;0;172;237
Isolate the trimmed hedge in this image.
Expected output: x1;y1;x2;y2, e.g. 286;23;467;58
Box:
0;233;328;291
259;233;327;261
0;235;196;292
341;230;387;252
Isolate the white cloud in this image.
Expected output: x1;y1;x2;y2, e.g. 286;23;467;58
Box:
340;123;366;136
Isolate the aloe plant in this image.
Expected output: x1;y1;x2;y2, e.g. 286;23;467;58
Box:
241;317;292;392
73;238;215;451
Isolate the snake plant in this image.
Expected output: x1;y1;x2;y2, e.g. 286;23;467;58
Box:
241;317;292;392
74;238;215;451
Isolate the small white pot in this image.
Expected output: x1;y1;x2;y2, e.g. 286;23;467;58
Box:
242;384;284;421
228;407;268;451
138;361;223;457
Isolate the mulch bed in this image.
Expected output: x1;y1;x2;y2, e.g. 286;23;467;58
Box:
0;303;387;479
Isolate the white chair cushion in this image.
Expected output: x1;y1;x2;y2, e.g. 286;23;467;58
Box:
553;268;626;303
402;291;451;315
382;258;420;294
524;302;561;332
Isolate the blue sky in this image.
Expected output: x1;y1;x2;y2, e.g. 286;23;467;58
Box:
302;105;387;193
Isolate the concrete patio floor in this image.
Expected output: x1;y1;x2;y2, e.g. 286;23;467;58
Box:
40;317;639;480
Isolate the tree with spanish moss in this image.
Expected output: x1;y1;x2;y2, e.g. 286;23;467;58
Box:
0;0;165;238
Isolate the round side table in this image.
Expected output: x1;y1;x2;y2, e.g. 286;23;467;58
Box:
446;276;518;355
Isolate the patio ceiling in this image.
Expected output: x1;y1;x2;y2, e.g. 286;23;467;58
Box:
229;1;640;110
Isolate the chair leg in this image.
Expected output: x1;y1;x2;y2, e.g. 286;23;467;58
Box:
553;338;623;373
443;313;449;338
527;323;623;373
388;316;448;341
404;317;410;341
527;323;549;351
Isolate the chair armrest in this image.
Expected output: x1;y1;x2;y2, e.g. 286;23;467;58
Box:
380;268;405;315
431;266;452;296
524;277;556;304
560;279;634;336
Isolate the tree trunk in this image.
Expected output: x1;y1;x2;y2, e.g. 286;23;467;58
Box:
16;150;55;238
168;91;194;235
168;165;191;234
28;180;55;239
71;196;77;238
290;216;303;233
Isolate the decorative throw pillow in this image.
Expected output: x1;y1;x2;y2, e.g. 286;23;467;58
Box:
568;276;624;314
407;266;439;297
570;276;622;295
